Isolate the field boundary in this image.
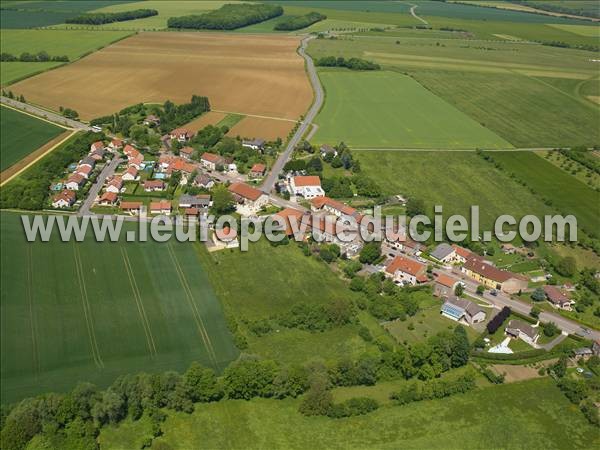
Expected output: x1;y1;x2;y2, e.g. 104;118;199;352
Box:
0;103;71;129
26;245;40;376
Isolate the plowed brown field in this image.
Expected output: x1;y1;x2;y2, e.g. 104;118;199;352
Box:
11;32;312;122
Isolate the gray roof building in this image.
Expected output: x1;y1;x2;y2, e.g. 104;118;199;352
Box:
431;243;455;262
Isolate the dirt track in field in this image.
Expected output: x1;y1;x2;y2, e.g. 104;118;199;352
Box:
11;32;312;122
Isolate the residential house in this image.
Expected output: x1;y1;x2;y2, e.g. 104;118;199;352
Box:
180;146;195;160
178;194;211;209
384;230;424;256
143;114;160;126
128;155;144;171
212;226;239;249
184;207;200;218
290;176;325;199
440;297;486;325
272;207;310;239
89;148;105;161
430;243;457;264
120;201;142;215
170;128;193;143
192;173;215;189
98;191;117;205
228;182;269;216
433;273;459;298
572;347;593;361
143;180;165;192
242;138;265;151
311;196;361;222
320;144;337;158
52;189;76;208
79;156;96;170
385;255;428;286
106;176;123;194
223;156;237;173
505;320;539;345
90;141;104;153
150;200;172;215
452;245;473;264
75;165;93;179
201;152;223;171
123;144;141;160
462;257;528;294
65;173;85;191
167;158;196;178
543;285;575;311
109;139;123;150
249;163;267;178
122;166;139;182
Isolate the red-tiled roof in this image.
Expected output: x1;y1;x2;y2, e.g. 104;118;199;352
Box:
123;144;140;158
67;173;85;185
150;200;171;211
273;207;307;236
143;180;164;189
293;175;321;187
53;189;76;204
120;201;142;210
311;196;357;216
228;182;264;201
543;285;571;305
215;226;237;242
452;245;472;259
99;191;117;203
185;207;199;216
386;255;427;281
125;166;138;177
201;152;222;164
435;273;458;288
251;163;266;173
91;141;104;150
108;176;123;188
76;165;92;175
180;146;194;155
464;257;525;283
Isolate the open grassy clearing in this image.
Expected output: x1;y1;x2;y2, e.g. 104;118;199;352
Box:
0;29;134;85
313;69;510;149
0;212;238;403
99;378;598;449
0;105;64;171
485;151;600;237
10;32;312;122
353;150;554;229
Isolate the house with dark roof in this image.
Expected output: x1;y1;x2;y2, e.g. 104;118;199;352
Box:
505;319;539;345
242;138;265;151
192;173;215;189
430;243;456;263
179;194;211;209
319;144;337;158
543;285;575;311
441;297;486;325
462;257;528;294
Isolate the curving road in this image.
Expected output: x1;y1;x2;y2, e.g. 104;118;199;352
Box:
261;35;324;193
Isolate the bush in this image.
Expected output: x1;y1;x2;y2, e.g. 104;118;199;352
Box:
390;374;476;405
543;322;560;337
486;307;511;334
315;56;380;71
326;397;379;418
168;4;283;30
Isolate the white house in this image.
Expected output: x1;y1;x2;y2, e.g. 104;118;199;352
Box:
122;166;139;182
290;176;325;199
242;138;265;151
65;173;85;191
150;200;172;215
384;255;428;286
106;176;123;194
201;152;223;171
74;165;93;179
505;320;539;346
52;189;76;208
228;182;269;216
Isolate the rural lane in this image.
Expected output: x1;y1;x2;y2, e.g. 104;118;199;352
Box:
409;4;429;25
261;35;324;194
78;156;122;217
0;96;91;130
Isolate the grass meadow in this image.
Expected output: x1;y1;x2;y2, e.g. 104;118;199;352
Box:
313;69;510;149
0;106;64;171
99;378;599;449
0;213;238;403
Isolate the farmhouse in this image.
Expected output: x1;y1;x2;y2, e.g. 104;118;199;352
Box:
385;255;428;286
120;201;142;215
228;182;268;215
122;166;139;181
290;176;325;199
179;194;211;209
150;200;172;215
249;163;267;178
170;128;193;143
52;189;76;208
98;191;117;205
440;297;486;325
320;144;337;158
201;152;224;171
311;196;360;221
430;243;457;264
180;146;195;160
106;176;124;194
272;207;310;238
212;226;239;249
462;258;527;294
109;139;123;150
433;273;459;298
75;165;93;179
543;285;575;311
90;141;104;153
65;173;85;191
192;173;215;189
143;180;165;192
242;138;265;151
505;320;539;346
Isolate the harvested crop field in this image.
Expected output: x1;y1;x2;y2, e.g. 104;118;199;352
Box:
227;116;296;141
11;32;312;122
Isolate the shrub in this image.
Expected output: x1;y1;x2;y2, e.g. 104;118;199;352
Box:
274;12;326;31
486;307;511;334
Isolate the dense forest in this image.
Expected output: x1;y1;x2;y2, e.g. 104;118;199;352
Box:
65;9;158;25
274;11;326;31
168;3;283;30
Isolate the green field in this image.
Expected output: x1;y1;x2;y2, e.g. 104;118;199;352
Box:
0;213;238;403
99;378;599;449
0;106;64;171
486;151;600;237
352;150;554;229
216;113;245;130
0;29;133;85
549;24;600;37
313;69;510;149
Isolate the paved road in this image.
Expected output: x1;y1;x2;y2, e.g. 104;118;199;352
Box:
78;156;122;217
352;147;560;152
1;96;90;130
261;35;324;194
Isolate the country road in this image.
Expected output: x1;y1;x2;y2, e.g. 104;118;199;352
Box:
409;3;429;25
261;35;324;194
0;96;90;130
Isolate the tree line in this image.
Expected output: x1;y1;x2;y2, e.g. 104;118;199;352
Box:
65;9;158;25
0;132;102;210
274;11;326;31
1;51;68;62
315;56;381;70
168;4;283;30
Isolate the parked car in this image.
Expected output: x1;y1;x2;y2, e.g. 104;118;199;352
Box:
490;289;498;296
